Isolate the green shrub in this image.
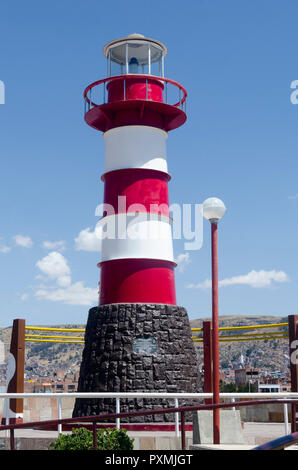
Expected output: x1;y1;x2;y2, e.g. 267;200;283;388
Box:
50;427;134;450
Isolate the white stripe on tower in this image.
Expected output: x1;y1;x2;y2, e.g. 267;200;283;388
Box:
103;125;168;173
99;213;174;263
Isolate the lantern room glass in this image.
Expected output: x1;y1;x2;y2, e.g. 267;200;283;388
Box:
107;41;164;77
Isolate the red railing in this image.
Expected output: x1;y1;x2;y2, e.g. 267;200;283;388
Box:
84;74;187;113
2;398;298;451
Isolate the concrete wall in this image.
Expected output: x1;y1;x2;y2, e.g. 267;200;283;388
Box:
239;403;291;423
0;435;190;451
0;437;55;450
0;396;75;423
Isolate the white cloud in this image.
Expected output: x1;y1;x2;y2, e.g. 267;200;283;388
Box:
187;279;212;289
288;194;298;200
35;282;98;306
20;293;29;301
187;269;290;289
35;251;98;306
0;239;11;253
13;235;33;248
175;253;191;273
42;240;66;251
75;227;101;252
36;251;71;287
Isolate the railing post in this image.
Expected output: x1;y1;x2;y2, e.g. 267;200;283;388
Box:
180;411;186;450
57;397;62;435
174;398;179;437
5;416;9;438
93;421;98;450
2;319;25;425
10;429;15;450
288;314;298;432
231;397;235;411
284;403;289;435
116;398;120;429
203;321;213;405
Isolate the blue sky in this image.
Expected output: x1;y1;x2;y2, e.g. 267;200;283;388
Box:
0;0;297;327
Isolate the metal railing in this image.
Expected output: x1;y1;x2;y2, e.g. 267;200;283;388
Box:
1;392;297;440
253;431;298;450
83;74;187;113
1;393;298;450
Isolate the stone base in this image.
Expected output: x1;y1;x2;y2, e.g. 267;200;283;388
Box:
73;304;201;422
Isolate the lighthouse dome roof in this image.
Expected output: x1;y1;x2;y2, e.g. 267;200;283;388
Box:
126;33;145;39
103;34;167;58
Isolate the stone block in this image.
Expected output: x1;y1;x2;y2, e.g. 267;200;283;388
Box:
193;410;245;445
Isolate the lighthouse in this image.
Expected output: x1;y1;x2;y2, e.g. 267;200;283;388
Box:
73;34;200;421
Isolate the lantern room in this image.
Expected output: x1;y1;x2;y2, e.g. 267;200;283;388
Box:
103;33;167;77
84;33;187;132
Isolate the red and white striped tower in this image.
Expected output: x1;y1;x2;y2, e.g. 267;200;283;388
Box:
73;35;201;419
84;34;187;304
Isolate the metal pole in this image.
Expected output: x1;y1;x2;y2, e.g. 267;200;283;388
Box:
175;398;179;437
203;321;213;405
148;43;151;75
10;429;15;450
180;411;186;450
284;403;289;435
58;397;62;435
211;221;220;444
125;43;128;74
5;415;9;438
231;397;235;411
116;398;120;429
288;315;298;432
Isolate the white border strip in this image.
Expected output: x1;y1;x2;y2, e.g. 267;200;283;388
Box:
1;392;298;399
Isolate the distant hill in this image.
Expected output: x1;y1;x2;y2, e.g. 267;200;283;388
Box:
190;315;289;373
0;316;290;382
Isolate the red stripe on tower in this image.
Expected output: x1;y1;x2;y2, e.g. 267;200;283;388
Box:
84;34;187;305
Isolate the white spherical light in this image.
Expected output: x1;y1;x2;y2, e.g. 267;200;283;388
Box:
202;197;226;221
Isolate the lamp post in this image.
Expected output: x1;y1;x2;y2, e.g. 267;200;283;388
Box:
203;197;226;445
